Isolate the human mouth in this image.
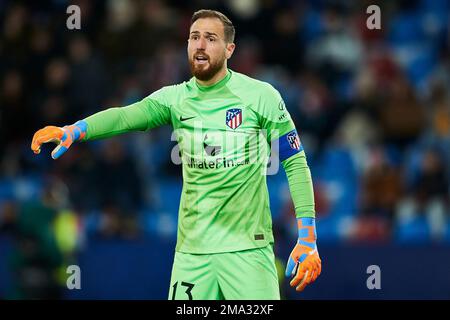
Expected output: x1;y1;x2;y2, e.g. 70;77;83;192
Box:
194;54;209;65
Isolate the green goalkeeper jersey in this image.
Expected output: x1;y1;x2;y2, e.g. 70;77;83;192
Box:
84;69;314;254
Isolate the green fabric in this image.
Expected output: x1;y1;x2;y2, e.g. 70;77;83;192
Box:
169;244;280;300
82;100;170;140
282;151;316;218
82;69;315;254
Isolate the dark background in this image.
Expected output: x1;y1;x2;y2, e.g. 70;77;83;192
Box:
0;0;449;299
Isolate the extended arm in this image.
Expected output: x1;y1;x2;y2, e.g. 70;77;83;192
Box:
31;91;171;159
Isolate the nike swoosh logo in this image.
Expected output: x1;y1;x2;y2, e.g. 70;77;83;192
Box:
180;115;196;121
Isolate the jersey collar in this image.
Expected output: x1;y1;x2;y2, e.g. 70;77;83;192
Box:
193;69;232;91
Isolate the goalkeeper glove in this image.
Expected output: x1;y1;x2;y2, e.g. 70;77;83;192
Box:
31;120;87;159
285;217;322;292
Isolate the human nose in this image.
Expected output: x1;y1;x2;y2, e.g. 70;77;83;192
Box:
196;37;207;50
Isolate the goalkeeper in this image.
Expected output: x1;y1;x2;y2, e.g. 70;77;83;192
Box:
31;9;321;299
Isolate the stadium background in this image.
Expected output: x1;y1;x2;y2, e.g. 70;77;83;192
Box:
0;0;449;299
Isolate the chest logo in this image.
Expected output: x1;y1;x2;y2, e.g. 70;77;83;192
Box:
225;108;242;130
180;115;196;122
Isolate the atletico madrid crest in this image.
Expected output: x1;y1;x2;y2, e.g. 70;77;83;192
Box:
287;131;301;150
226;108;242;130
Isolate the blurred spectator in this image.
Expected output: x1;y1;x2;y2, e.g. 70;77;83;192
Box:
295;71;334;144
1;180;68;299
98;139;143;212
415;149;449;205
306;5;363;76
67;34;109;118
0;70;33;152
378;75;426;148
2;4;29;65
94;139;143;239
397;148;449;239
360;145;403;221
0;0;449;300
0;0;446;244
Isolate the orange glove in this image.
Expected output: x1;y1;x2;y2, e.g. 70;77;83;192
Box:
31;120;87;159
285;217;322;291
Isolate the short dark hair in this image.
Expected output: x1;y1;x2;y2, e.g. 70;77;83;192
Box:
191;9;235;43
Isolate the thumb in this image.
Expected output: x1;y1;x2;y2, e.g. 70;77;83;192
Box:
285;256;297;277
51;144;68;159
51;129;74;159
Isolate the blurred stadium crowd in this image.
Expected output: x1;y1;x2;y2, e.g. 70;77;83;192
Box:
0;0;449;299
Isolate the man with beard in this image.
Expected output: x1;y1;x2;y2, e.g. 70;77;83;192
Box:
31;10;321;299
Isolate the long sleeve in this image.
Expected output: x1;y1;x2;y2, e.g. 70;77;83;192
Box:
249;82;315;218
282;151;316;218
82;87;173;141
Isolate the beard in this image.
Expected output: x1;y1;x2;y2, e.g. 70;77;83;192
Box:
189;52;226;82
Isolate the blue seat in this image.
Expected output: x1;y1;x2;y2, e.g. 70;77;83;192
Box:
0;179;14;201
388;12;425;45
267;176;286;221
12;176;42;202
138;208;177;239
316;215;342;243
444;220;450;244
155;179;182;216
83;210;102;236
394;216;431;244
315;147;358;220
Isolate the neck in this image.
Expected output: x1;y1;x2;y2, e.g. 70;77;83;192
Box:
196;65;228;87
